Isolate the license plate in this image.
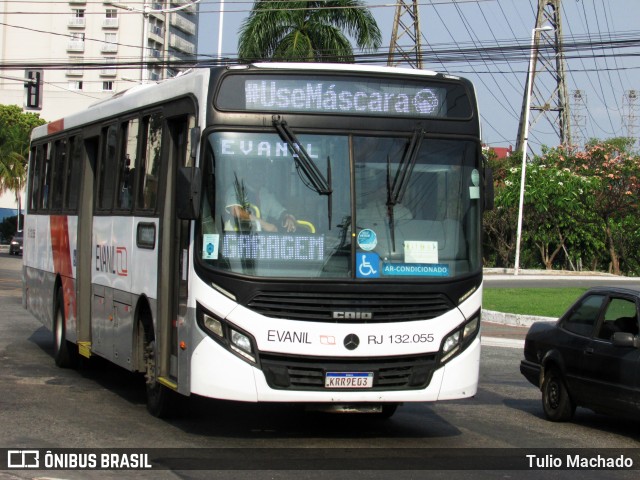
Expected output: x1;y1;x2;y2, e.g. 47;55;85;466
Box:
325;372;374;389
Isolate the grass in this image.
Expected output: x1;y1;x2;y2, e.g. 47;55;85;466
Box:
483;288;588;318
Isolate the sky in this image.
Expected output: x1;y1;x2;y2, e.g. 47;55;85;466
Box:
195;0;640;155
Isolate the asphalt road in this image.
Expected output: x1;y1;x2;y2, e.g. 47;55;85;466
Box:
0;254;638;480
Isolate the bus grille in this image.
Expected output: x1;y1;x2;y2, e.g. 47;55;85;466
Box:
247;292;453;323
260;353;437;391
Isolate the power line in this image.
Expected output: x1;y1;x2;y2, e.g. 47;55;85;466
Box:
588;0;625;128
578;0;617;135
560;2;616;139
598;0;626;98
0;0;496;15
2;31;640;70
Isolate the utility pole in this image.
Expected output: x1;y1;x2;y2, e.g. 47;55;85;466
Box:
571;90;587;149
515;0;571;155
387;0;423;69
623;90;639;147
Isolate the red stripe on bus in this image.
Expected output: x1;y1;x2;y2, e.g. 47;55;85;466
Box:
47;119;64;135
50;216;76;322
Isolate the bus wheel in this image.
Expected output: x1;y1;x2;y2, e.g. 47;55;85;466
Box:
378;404;399;419
144;338;177;418
53;289;78;368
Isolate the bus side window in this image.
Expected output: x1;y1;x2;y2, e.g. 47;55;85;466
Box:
65;136;82;212
137;113;163;212
28;145;42;212
116;118;138;211
40;143;52;211
97;125;118;211
51;138;67;211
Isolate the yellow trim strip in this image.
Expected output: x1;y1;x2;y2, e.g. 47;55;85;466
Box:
158;377;178;390
77;341;92;359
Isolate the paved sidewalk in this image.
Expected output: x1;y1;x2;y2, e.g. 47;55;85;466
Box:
481;320;529;341
480;305;556;348
481;319;529;348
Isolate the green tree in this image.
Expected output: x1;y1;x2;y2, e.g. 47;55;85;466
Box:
482;149;520;268
563;138;640;274
518;161;600;270
0;105;47;230
482;140;640;275
238;0;382;62
614;214;640;276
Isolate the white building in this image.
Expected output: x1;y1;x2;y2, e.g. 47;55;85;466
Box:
0;0;199;209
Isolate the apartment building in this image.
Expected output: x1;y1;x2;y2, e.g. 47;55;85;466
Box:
0;1;199;123
0;1;199;211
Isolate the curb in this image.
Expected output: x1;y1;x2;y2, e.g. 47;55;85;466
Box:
483;267;618;277
481;337;525;349
482;309;555;328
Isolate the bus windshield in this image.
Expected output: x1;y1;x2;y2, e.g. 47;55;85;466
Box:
198;131;481;279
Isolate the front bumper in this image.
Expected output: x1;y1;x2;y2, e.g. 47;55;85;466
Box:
190;335;480;403
520;359;542;388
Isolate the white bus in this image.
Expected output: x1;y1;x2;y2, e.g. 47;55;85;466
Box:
23;63;492;418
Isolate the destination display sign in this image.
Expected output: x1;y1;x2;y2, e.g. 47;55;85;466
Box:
217;74;472;119
221;233;325;262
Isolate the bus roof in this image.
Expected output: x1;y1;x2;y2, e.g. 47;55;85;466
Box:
244;62;448;79
31;63;465;140
31;68;211;140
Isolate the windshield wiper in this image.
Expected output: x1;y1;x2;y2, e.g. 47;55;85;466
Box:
326;155;332;229
273;115;332;196
389;128;424;207
386;128;424;251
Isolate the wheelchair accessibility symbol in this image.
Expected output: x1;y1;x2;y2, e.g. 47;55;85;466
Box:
356;252;380;278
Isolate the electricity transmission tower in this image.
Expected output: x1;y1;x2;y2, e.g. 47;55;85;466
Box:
516;0;572;154
387;0;423;69
622;90;639;145
571;90;587;149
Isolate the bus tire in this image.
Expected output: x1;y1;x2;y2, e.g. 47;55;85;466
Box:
541;367;575;422
144;337;178;418
53;289;78;368
378;404;399;419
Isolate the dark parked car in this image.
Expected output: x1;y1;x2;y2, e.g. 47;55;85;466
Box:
9;232;23;256
520;286;640;422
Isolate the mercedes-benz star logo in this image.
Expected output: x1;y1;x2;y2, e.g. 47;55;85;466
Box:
343;334;360;351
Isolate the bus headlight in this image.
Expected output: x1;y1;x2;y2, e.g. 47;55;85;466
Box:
230;329;255;362
203;314;224;338
441;331;461;362
197;304;257;364
439;311;481;365
463;316;479;339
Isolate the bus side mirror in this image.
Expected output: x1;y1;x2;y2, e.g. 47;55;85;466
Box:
484;167;495;211
190;126;200;161
177;166;201;220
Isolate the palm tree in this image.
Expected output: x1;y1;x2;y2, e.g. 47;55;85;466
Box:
0;125;30;232
238;0;382;63
0;105;45;232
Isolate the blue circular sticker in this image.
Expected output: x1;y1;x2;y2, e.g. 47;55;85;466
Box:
357;229;378;251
